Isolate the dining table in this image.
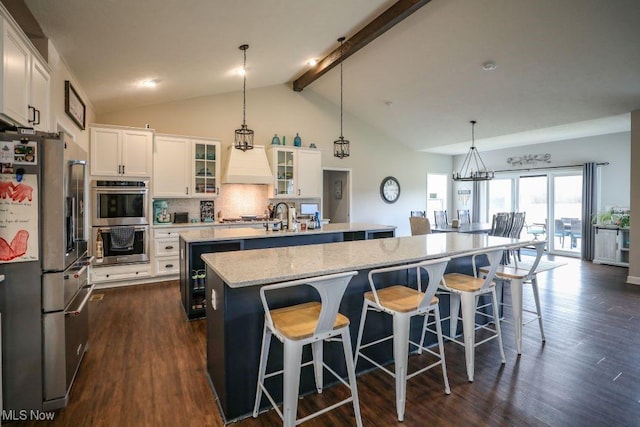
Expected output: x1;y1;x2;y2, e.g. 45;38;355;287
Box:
431;222;493;234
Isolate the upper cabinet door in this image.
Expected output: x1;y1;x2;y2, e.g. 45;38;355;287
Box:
30;57;50;131
90;126;152;177
90;127;121;177
296;150;322;197
1;19;30;126
153;135;190;197
121;130;152;177
191;139;220;197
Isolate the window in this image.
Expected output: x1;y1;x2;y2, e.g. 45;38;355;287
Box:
427;173;448;218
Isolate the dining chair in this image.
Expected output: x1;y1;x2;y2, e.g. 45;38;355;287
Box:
490;212;512;237
570;219;582;249
507;212;526;262
554;219;570;248
434;210;448;228
457;209;471;224
410;210;426;217
409;217;431;235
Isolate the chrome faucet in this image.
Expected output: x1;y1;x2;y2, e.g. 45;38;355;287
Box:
274;202;289;229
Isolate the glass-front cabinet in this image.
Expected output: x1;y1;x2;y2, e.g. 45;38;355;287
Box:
274;149;295;196
267;146;321;198
192;140;220;196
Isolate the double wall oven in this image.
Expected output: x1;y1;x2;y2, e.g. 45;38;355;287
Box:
91;180;150;265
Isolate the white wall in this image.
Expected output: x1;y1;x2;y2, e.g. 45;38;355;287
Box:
46;41;96;151
452;132;631;215
97;84;451;236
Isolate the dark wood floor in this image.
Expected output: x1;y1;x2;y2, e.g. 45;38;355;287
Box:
20;256;640;426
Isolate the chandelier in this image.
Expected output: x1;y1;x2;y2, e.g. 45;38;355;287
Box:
333;37;350;159
452;120;494;181
234;44;254;151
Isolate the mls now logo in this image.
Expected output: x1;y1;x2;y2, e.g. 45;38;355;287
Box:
2;409;55;421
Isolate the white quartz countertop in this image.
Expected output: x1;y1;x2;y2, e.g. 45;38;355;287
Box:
202;233;533;288
179;222;396;243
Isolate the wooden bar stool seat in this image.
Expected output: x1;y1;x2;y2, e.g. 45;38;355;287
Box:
355;258;451;422
253;271;362;427
270;302;350;340
364;286;438;313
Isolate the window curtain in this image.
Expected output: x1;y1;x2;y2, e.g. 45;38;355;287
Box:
582;162;597;260
472;181;481;222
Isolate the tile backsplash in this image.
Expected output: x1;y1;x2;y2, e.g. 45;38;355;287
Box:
156;184;269;222
154;184;319;222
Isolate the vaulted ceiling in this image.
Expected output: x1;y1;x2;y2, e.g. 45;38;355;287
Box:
24;0;640;154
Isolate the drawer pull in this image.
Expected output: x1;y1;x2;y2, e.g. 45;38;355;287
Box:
165;264;174;268
165;245;174;250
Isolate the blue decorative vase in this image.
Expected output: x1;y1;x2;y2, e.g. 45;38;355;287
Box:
271;134;280;145
294;133;302;147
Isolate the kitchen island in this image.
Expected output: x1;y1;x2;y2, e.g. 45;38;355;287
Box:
179;223;396;319
201;232;531;422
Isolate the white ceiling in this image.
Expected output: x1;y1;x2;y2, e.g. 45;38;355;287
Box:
24;0;640;154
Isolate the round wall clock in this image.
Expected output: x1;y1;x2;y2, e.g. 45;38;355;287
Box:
380;176;400;204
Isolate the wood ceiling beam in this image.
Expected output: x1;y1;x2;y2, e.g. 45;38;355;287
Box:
292;0;431;92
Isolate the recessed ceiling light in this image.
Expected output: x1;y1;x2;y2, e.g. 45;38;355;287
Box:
235;67;246;76
141;79;158;88
482;61;497;71
307;58;318;67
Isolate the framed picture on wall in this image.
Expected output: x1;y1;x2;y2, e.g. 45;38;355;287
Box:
65;81;86;130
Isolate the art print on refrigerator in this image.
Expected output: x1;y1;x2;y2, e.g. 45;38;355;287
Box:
0;173;39;262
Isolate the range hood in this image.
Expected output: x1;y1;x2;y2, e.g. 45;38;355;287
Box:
223;145;273;184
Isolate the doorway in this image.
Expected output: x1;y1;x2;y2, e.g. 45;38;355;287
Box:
323;169;351;223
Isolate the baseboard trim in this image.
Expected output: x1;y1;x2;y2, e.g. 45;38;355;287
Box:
626;275;640;285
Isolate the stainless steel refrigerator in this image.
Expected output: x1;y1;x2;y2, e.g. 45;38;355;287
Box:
0;128;91;411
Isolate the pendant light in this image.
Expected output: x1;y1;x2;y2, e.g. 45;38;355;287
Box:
452;120;494;181
333;37;350;159
234;44;254;151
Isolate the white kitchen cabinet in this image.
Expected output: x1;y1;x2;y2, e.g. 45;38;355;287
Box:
0;15;50;130
153;134;190;197
29;57;50;131
593;226;630;267
90;263;152;285
267;147;321;198
152;227;188;277
91;125;153;177
152;134;220;198
192;139;220;197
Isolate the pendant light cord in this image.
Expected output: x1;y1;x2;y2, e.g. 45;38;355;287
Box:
339;37;345;138
242;46;247;126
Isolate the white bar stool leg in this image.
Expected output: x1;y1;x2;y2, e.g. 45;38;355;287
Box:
491;288;506;364
509;277;524;354
449;293;461;338
459;292;477;382
434;307;451;394
341;329;363;427
283;340;303;427
312;341;323;393
530;276;546;342
354;301;370;368
392;313;411;422
253;324;272;417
